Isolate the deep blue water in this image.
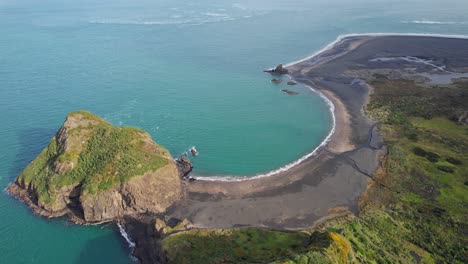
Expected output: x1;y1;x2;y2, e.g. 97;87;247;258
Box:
1;0;467;262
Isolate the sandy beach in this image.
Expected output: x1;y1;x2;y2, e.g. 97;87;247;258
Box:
167;35;379;229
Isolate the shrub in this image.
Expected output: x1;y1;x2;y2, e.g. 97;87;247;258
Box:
437;166;455;173
413;147;427;157
426;152;440;163
373;73;388;79
446;157;462;165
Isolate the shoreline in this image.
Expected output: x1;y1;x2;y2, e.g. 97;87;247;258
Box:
167;34;383;228
191;83;337;182
169;34;468;229
192;32;468;183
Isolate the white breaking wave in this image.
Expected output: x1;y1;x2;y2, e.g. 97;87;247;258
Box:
195;32;468;182
89;19;191;25
233;3;247;10
403;20;467;25
204;12;228;17
89;14;235;26
117;222;136;248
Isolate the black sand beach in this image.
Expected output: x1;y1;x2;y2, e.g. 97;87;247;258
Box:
165;35;468;229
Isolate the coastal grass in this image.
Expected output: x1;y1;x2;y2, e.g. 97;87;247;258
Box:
162;228;357;264
17;111;168;204
345;78;468;263
286;78;468;264
162;228;326;264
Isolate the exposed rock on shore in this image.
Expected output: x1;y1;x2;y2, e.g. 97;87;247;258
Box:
7;110;182;223
264;64;289;74
175;156;193;178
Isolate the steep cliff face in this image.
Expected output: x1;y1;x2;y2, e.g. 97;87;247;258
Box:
79;163;180;222
8;110;182;223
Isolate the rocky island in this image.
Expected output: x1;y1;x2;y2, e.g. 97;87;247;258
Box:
8;110;182;223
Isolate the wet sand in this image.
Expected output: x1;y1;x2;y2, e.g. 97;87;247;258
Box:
167;34;468;229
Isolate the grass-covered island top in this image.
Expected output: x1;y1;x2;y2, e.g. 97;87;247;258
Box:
9;110;182;222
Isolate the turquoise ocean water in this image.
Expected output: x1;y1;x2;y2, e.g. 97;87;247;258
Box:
1;0;467;262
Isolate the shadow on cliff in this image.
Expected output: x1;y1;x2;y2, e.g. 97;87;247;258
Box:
8;128;56;181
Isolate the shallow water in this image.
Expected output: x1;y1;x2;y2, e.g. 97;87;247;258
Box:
1;0;468;262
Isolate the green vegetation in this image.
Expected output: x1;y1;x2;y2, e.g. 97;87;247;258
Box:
337;78;468;263
367;78;467;121
161;78;467;263
17;110;168;204
162;228;348;264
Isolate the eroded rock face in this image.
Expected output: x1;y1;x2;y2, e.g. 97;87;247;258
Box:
80;164;181;222
264;64;289;74
175;156;193;178
274;64;289;74
8;110;182;223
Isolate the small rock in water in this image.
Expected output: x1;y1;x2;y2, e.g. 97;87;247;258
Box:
190;147;198;156
287;81;297;85
282;89;299;95
271;78;282;84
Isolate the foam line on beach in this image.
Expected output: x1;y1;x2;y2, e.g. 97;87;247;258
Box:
194;32;468;182
284;33;468;67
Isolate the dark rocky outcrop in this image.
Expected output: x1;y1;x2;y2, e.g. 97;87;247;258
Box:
282;89;299;95
287;81;297;85
265;64;289;74
175;156;193;178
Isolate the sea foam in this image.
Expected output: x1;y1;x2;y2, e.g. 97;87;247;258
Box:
403;20;467;25
117;222;136;248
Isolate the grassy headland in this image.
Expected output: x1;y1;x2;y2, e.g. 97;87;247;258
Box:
16;110;169;205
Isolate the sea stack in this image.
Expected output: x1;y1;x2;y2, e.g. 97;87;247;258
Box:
264;64;289;74
7;110;182;223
